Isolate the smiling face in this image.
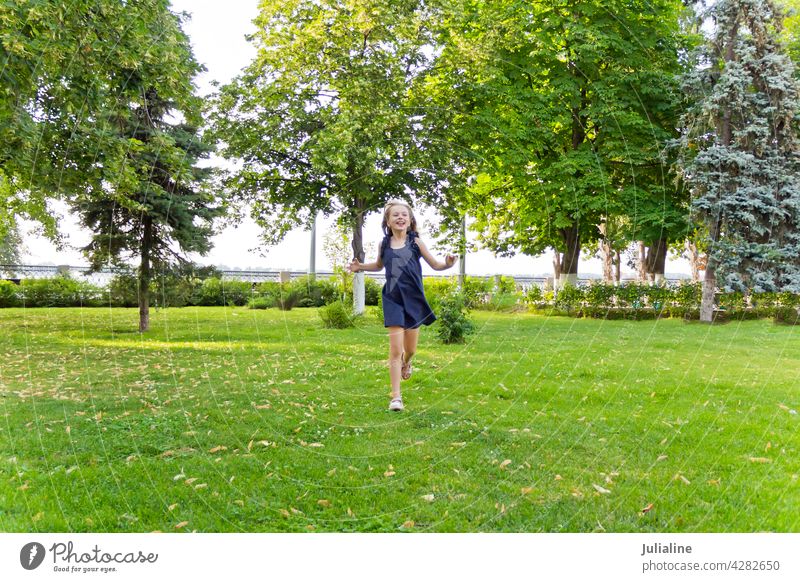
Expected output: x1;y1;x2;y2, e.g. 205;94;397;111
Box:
382;202;416;235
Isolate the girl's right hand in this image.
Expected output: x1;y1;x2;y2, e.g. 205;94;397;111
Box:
348;259;361;273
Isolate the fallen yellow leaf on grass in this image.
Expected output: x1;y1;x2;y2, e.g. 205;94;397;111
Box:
209;446;227;453
748;457;770;463
641;503;654;514
421;494;435;502
175;521;188;529
384;470;396;477
317;500;331;507
401;520;415;529
520;487;534;495
592;484;611;494
499;459;512;469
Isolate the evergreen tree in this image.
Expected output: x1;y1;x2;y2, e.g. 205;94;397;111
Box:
679;0;800;321
76;92;221;332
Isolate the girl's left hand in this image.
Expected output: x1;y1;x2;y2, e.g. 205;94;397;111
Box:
444;254;457;268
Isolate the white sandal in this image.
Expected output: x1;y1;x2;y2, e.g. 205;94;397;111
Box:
389;397;404;411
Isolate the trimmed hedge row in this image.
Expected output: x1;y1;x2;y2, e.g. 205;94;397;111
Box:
0;274;382;309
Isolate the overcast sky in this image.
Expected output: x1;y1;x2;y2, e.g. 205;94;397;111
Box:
20;0;688;278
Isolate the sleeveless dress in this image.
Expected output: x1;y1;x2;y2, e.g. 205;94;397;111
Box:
381;231;436;329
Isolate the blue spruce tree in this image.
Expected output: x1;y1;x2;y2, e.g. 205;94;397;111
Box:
679;0;800;321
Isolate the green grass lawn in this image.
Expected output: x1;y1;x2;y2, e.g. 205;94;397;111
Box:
0;306;798;532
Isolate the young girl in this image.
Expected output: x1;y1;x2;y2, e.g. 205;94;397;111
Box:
349;200;456;411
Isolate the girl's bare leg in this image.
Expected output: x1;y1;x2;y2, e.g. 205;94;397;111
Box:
402;327;420;374
387;326;404;398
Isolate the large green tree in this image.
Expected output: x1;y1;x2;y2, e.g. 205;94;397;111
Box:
68;6;220;332
0;0;200;240
679;0;800;321
211;0;444;313
430;0;687;286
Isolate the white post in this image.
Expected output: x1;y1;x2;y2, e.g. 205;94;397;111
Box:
353;272;365;315
309;214;317;281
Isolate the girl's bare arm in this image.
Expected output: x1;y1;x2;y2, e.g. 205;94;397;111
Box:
348;256;383;272
416;239;456;271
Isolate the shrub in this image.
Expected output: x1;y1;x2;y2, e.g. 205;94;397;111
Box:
436;292;475;344
718;290;746;310
522;284;543;306
364;276;382;306
109;272;140;307
644;284;675;311
319;300;355;328
461;276;492;307
674;281;702;309
774;306;800;325
197;278;252;306
478;292;522;312
584;282;616;309
247;296;274;310
554;283;585;312
496;275;517;294
0;280;20;307
751;291;778;308
18;276;105;307
614;282;647;308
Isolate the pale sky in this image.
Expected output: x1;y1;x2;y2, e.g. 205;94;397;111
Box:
20;0;689;278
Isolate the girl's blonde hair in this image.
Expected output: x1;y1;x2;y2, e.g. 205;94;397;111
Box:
381;199;417;236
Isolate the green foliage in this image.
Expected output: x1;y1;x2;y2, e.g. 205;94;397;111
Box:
679;0;800;296
496;276;517;294
674;281;703;309
774;306;800;325
523;284;544;306
319;300;356;329
0;280;20;307
196;278;253;307
423;277;457;312
17;277;105;308
554;284;586;312
247;296;273;310
363;277;381;307
475;292;523;312
108;273;140;308
210;0;443;269
584;283;617;309
430;0;688;276
436;292;475;344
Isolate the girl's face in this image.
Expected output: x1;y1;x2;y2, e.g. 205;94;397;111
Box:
388;205;410;231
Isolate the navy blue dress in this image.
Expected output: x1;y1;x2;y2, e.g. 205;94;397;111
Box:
381;231;436;329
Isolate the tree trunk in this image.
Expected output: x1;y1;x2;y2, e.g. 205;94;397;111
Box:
598;222;613;283
614;250;621;283
558;225;580;287
645;237;668;283
700;262;716;323
552;249;561;291
637;241;648;282
686;240;700;281
351;201;366;315
139;215;152;333
458;214;466;290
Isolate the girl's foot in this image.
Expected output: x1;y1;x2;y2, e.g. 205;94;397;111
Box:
389;397;404;411
401;353;412;380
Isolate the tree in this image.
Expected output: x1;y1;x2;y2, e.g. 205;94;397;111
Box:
0;1;201;240
679;0;800;321
211;0;443;314
69;7;222;332
430;0;687;286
